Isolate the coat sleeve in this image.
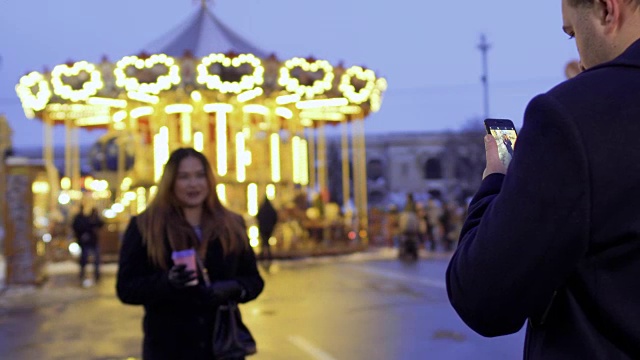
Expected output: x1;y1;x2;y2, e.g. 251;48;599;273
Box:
232;216;265;303
116;217;193;306
446;93;591;337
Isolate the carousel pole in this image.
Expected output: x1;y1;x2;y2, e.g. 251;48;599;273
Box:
356;118;369;244
317;121;328;203
117;134;125;202
72;123;80;197
0;114;12;241
340;119;350;212
351;118;368;245
307;123;316;194
64;118;73;198
43;113;57;212
350;118;361;240
317;120;329;243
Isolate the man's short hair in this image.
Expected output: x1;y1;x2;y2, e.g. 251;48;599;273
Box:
568;0;640;7
568;0;591;5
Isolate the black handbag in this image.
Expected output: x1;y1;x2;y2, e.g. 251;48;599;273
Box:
212;301;257;359
197;256;257;359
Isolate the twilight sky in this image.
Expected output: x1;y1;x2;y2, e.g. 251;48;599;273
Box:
0;0;578;148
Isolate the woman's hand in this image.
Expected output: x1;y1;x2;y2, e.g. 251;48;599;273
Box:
167;264;197;289
203;280;245;304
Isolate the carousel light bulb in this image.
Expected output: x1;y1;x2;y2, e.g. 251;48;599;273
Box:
244;150;252;166
243;104;269;116
266;184;276;200
194;132;204;152
121;177;132;191
216;184;226;205
32;181;50;194
127;91;159;104
247;183;258;216
236;132;246;182
61;177;71;190
124;191;136;201
237;87;263;103
204;103;233;113
275;94;300;105
191;91;202;102
130;106;154;119
249;227;259;248
180;112;193;144
82;176;93;190
165;104;193;114
275;107;293;119
112;203;125;213
136;187;147;214
113;110;127;123
292;136;300;184
300;139;309;186
270;133;281;182
87;97;127;108
154;126;169;182
215;112;228;176
58;192;71;205
296;98;349;109
248;225;259;240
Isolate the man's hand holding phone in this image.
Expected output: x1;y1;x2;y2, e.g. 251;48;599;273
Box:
483;134;507;179
483;118;517;179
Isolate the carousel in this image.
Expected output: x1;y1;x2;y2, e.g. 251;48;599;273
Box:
15;2;386;253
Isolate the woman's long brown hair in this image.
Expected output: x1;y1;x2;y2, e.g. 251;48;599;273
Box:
136;148;248;270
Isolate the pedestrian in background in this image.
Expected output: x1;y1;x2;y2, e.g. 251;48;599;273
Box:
72;205;103;284
116;148;264;359
447;1;640;358
256;196;278;262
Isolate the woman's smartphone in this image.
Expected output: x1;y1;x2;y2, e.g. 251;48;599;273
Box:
484;118;518;168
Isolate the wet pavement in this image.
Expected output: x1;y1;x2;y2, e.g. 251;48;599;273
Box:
0;263;142;359
0;248;525;359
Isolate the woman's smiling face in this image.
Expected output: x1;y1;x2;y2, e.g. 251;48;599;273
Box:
173;156;209;208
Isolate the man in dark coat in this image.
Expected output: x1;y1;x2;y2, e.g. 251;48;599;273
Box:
256;197;278;262
446;1;640;359
72;206;104;283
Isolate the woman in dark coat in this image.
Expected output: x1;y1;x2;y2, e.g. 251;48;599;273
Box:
116;148;264;360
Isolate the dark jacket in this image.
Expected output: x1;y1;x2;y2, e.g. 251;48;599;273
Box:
256;199;278;240
72;212;103;247
447;40;640;359
116;215;264;360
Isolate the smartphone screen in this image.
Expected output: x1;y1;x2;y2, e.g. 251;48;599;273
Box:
484;118;518;168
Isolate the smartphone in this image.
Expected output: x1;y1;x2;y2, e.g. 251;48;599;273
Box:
484;118;518;168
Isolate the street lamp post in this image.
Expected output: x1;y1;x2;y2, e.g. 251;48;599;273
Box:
478;34;491;119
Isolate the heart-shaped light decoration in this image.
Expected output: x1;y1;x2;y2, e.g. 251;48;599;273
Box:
115;54;180;95
15;71;52;116
278;58;334;99
370;77;388;113
197;53;264;94
339;66;377;105
51;61;103;102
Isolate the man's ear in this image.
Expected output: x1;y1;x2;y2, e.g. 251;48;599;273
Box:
597;0;621;32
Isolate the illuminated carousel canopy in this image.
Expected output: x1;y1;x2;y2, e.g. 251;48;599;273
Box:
14;2;385;238
15;3;387;127
144;6;268;58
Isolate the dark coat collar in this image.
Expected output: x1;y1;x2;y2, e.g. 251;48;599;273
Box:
584;37;640;73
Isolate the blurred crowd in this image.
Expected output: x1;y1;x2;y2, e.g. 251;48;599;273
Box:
376;194;469;252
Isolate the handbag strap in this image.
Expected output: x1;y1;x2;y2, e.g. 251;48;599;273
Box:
195;255;211;287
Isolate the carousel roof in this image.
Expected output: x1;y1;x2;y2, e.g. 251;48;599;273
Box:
143;5;268;58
